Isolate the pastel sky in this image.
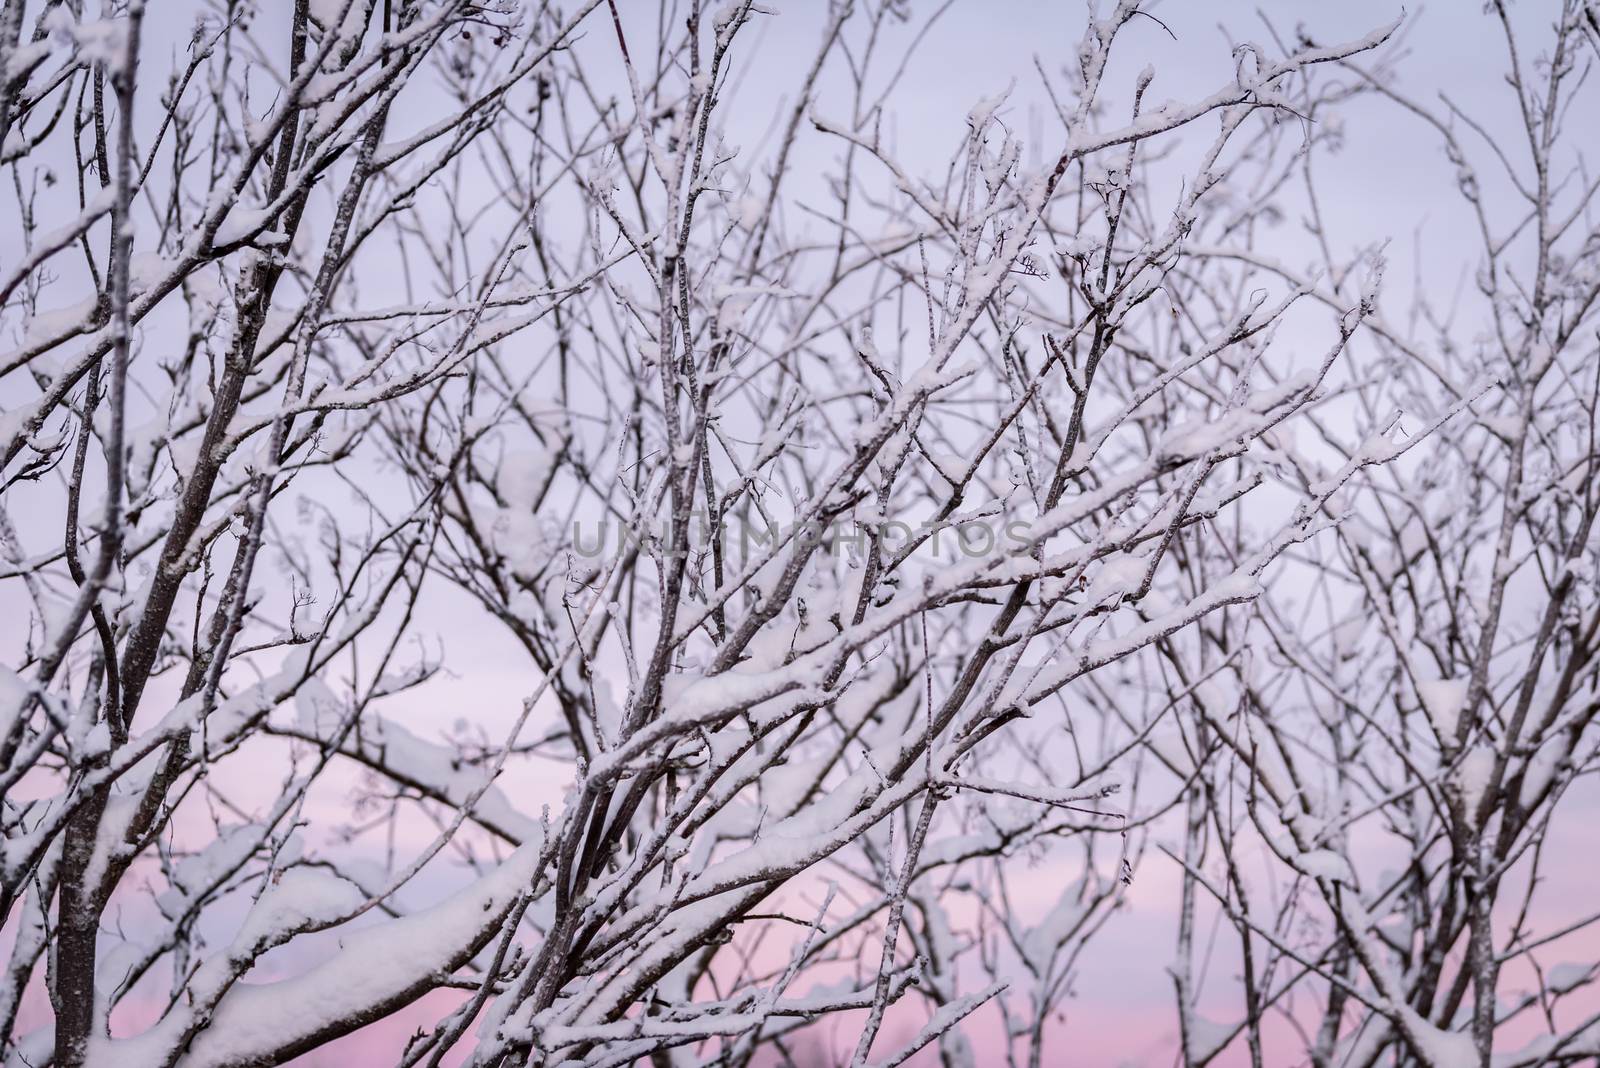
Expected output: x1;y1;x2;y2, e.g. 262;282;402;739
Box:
5;1;1594;1065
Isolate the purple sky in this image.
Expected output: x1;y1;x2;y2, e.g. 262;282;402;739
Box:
5;1;1594;1064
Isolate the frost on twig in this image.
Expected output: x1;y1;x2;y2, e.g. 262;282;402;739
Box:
2;2;1595;1067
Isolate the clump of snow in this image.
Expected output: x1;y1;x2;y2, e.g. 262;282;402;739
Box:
712;284;792;335
1417;678;1468;740
496;446;557;510
232;868;366;950
966;82;1014;129
1518;739;1565;807
1084;552;1146;604
731;193;765;229
0;666;28;736
294;676;343;732
1157;409;1254;462
1398;1008;1477;1068
308;0;368;40
158;825;261;917
22;295;98;348
106;843;544;1068
1297;849;1356;885
1453;745;1495;820
927;450;968;485
1184;1014;1236;1062
492;509;551;581
1547;961;1596;995
1020;877;1089;974
214;205;273;246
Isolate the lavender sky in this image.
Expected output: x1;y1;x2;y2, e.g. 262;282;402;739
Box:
3;1;1595;1065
